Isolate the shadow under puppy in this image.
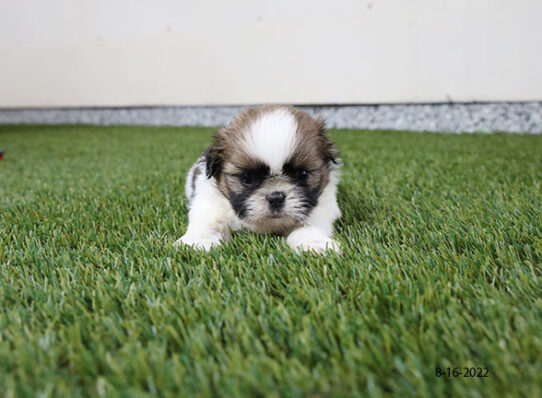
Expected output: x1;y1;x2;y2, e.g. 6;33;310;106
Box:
175;105;341;253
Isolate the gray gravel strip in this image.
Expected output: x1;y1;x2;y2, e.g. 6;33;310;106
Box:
1;102;541;133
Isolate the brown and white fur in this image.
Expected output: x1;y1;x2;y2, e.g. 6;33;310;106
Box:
175;105;341;253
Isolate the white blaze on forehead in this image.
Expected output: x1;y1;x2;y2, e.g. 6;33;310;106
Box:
245;108;298;173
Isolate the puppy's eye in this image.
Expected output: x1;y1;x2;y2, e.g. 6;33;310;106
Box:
240;172;257;186
294;169;309;180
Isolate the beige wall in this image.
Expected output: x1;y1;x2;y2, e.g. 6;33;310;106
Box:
1;0;541;107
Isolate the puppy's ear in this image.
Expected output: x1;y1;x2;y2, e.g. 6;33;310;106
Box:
204;128;226;179
325;141;339;165
316;118;339;165
204;146;222;179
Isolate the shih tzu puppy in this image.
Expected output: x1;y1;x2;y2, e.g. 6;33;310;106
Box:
175;105;341;253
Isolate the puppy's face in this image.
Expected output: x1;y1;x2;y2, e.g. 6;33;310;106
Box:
205;106;338;231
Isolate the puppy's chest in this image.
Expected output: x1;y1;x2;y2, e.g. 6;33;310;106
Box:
241;217;298;236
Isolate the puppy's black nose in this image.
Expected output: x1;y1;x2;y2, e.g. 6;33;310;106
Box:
267;191;286;209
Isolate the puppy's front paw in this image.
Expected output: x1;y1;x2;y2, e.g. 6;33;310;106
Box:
291;238;341;254
286;227;341;254
174;233;223;251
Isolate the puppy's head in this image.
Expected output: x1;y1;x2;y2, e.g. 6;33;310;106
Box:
205;106;338;231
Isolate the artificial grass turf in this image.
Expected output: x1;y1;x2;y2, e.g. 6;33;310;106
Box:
0;124;541;398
